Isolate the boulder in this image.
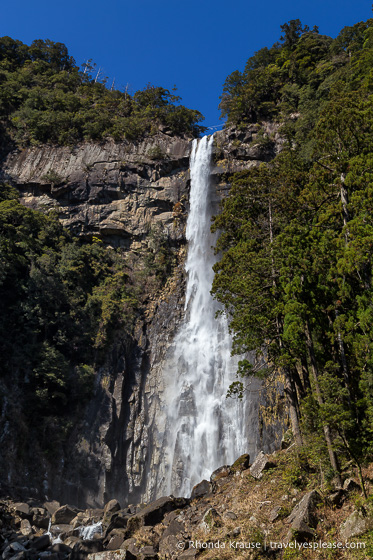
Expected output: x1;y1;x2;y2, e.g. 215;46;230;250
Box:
20;519;32;536
201;508;222;530
106;532;126;551
287;490;321;529
71;512;86;527
104;500;121;514
52;505;79;525
31;507;50;529
190;481;211;500
104;514;129;536
159;535;181;558
178;550;199;559
71;539;104;560
343;479;361;493
269;506;282;523
13;503;30;518
86;508;105;520
159;519;185;558
328;489;346;507
287;518;315;542
249;452;276;480
162;519;184;539
87;552;129;560
120;537;138;549
51;543;73;555
340;510;373;540
223;511;237;521
138;546;157;560
127;496;188;533
163;510;182;525
44;501;61;516
4;553;26;560
231;454;251;473
210;465;231;483
32;534;51;551
120;538;139;558
2;542;26;558
50;523;74;539
64;536;81;548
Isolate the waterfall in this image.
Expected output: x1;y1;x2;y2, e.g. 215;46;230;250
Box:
159;134;250;497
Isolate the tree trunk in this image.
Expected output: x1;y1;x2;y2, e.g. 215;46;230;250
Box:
335;310;352;406
305;320;342;486
299;355;312;392
294;363;307;399
268;199;303;446
340;172;349;245
284;368;303;446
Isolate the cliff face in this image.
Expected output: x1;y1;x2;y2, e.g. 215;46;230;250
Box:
0;133;191;507
0;126;283;507
1;133;191;247
214;121;284;171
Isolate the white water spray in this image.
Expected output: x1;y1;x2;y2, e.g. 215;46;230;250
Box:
78;522;103;540
160;135;249;497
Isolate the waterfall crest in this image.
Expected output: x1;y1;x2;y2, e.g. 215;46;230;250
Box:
159;135;249;497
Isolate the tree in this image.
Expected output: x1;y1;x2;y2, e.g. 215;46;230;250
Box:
214;23;373;478
280;20;311;49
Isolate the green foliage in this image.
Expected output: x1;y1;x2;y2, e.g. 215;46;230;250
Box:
147;144;166;160
0;183;19;201
220;17;373;144
214;16;373;479
143;224;176;284
0;37;206;146
0;191;138;442
348;525;373;558
41;169;64;185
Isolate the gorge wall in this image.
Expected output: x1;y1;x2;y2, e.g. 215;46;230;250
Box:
0;123;284;508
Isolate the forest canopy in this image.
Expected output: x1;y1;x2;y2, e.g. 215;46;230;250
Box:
0;37;206;146
213;18;373;489
220;17;373;135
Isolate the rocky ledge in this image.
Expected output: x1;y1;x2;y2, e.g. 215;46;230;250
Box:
0;133;191;248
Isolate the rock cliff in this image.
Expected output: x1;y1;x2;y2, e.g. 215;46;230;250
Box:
0;125;283;508
1;134;191;247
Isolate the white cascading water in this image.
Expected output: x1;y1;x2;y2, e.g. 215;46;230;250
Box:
160;134;248;497
78;522;103;540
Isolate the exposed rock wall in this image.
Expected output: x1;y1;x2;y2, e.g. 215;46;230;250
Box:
0;133;192;507
0;126;283;508
1;134;190;248
213;121;284;173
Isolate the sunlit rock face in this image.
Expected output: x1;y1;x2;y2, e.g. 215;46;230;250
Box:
1;134;191;248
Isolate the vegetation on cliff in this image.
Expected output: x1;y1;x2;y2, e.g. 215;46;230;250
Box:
0;178;180;466
0;184;141;450
220;18;372;139
213;18;373;490
0;37;205;146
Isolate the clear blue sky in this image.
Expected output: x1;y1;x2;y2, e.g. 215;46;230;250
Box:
2;0;373;130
